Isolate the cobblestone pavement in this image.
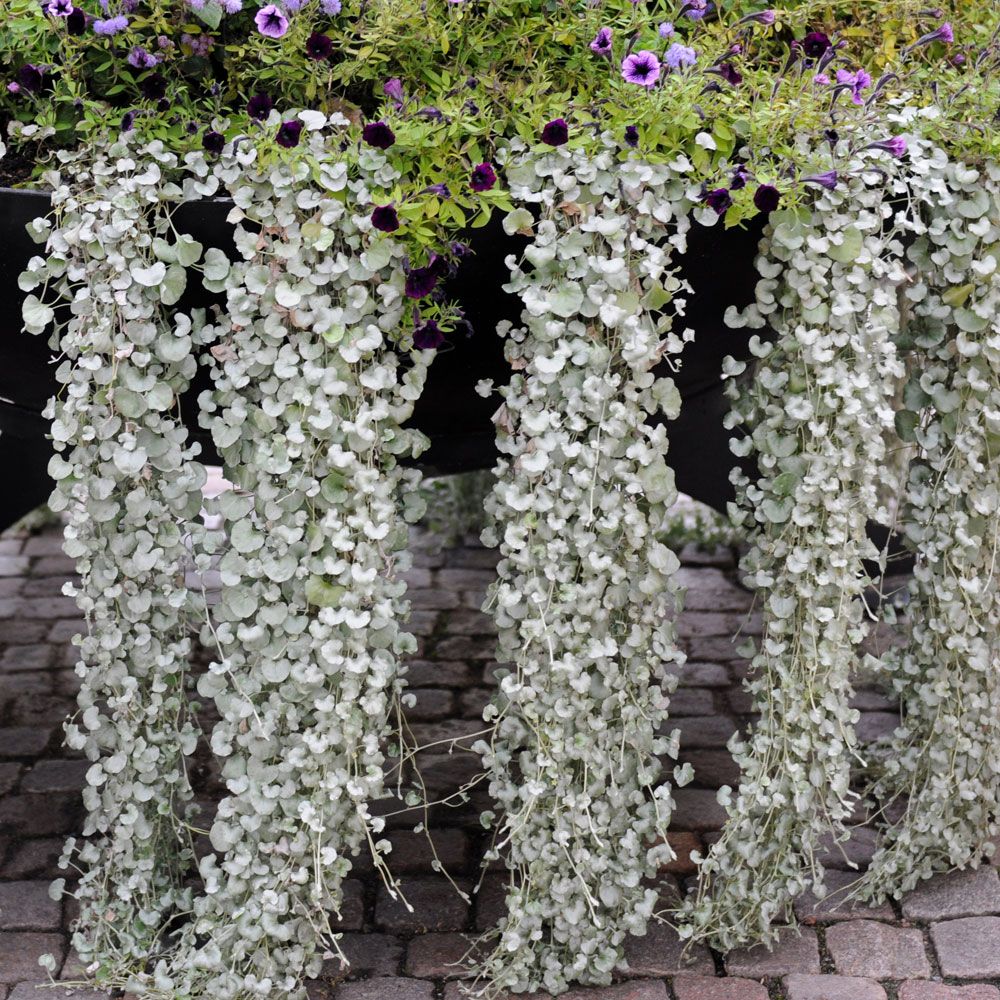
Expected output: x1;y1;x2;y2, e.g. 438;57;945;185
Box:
1;518;999;1000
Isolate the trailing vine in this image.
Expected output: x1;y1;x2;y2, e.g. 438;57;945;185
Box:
679;147;909;949
19;137;207;973
473;141;693;994
859;146;1000;900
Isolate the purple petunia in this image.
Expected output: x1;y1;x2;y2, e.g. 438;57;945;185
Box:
66;6;86;32
753;184;780;213
911;21;953;49
405;265;439;299
255;4;288;38
423;182;452;199
247;92;273;119
866;136;908;158
93;13;128;34
704;188;733;215
306;31;333;59
731;164;750;190
590;27;612;55
801;31;831;57
202;130;225;155
46;0;73;16
664;42;697;69
835;67;871;104
624;124;639;148
17;64;46;93
739;8;775;25
541;118;569;146
120;110;135;132
362;121;396;149
718;61;742;85
127;46;159;68
276;119;303;147
470;162;497;192
803;170;838;190
413;320;445;350
682;0;710;20
622;50;661;87
371;205;400;233
383;77;404;104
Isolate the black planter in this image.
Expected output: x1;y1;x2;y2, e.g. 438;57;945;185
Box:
0;187;766;531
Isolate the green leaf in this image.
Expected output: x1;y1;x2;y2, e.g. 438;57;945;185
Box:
160;264;187;306
203;247;231;282
21;295;53;334
827;226;863;264
195;1;223;28
942;283;975;308
175;234;204;267
305;575;346;608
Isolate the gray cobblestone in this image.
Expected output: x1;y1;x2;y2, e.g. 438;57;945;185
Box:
725;928;822;976
0;933;66;983
0;882;61;930
333;978;435;1000
930;917;1000;978
622;922;714;977
672;978;768;1000
784;975;887;1000
826;920;931;978
902;869;1000;921
898;985;1000;1000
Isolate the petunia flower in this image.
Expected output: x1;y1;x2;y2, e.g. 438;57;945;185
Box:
624;125;639;148
413;320;444;350
730;164;750;190
801;31;831;58
590;27;612;55
911;21;953;48
255;4;288;38
93;13;128;34
202;130;225;155
753;184;780;213
664;42;697;69
813;72;830;85
718;62;742;85
803;170;838;190
247;92;273;119
682;0;710;20
6;82;20;94
470;162;497;192
139;73;167;100
306;31;333;59
371;205;400;232
423;183;452;199
541;118;569;146
46;0;73;16
704;188;732;215
622;50;661;87
120;110;135;132
739;8;775;25
405;265;439;299
276;120;303;147
17;64;46;93
865;136;908;158
383;78;404;104
362;121;395;149
66;7;86;32
835;67;871;104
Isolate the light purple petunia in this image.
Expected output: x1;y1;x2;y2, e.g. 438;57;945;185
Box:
867;136;908;158
46;0;73;16
255;3;289;37
590;27;612;55
622;50;661;87
835;67;871;104
664;42;697;69
93;14;128;34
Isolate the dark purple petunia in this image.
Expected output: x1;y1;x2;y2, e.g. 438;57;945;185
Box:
276;120;303;148
66;6;86;32
247;93;273;120
801;31;831;58
704;188;733;215
371;205;400;233
306;31;333;59
413;320;445;350
362;121;396;149
202;130;225;155
424;182;452;199
865;136;908;158
731;164;750;190
470;162;497;192
405;264;439;299
624;124;639;148
753;184;780;213
120;110;135;132
139;73;167;100
541;118;569;146
718;61;742;85
17;64;45;93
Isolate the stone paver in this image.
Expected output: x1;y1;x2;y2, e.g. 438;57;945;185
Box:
725;927;822;976
784;974;887;1000
0;515;995;1000
898;985;1000;1000
902;868;1000;921
826;920;931;979
673;978;768;1000
930;917;1000;977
